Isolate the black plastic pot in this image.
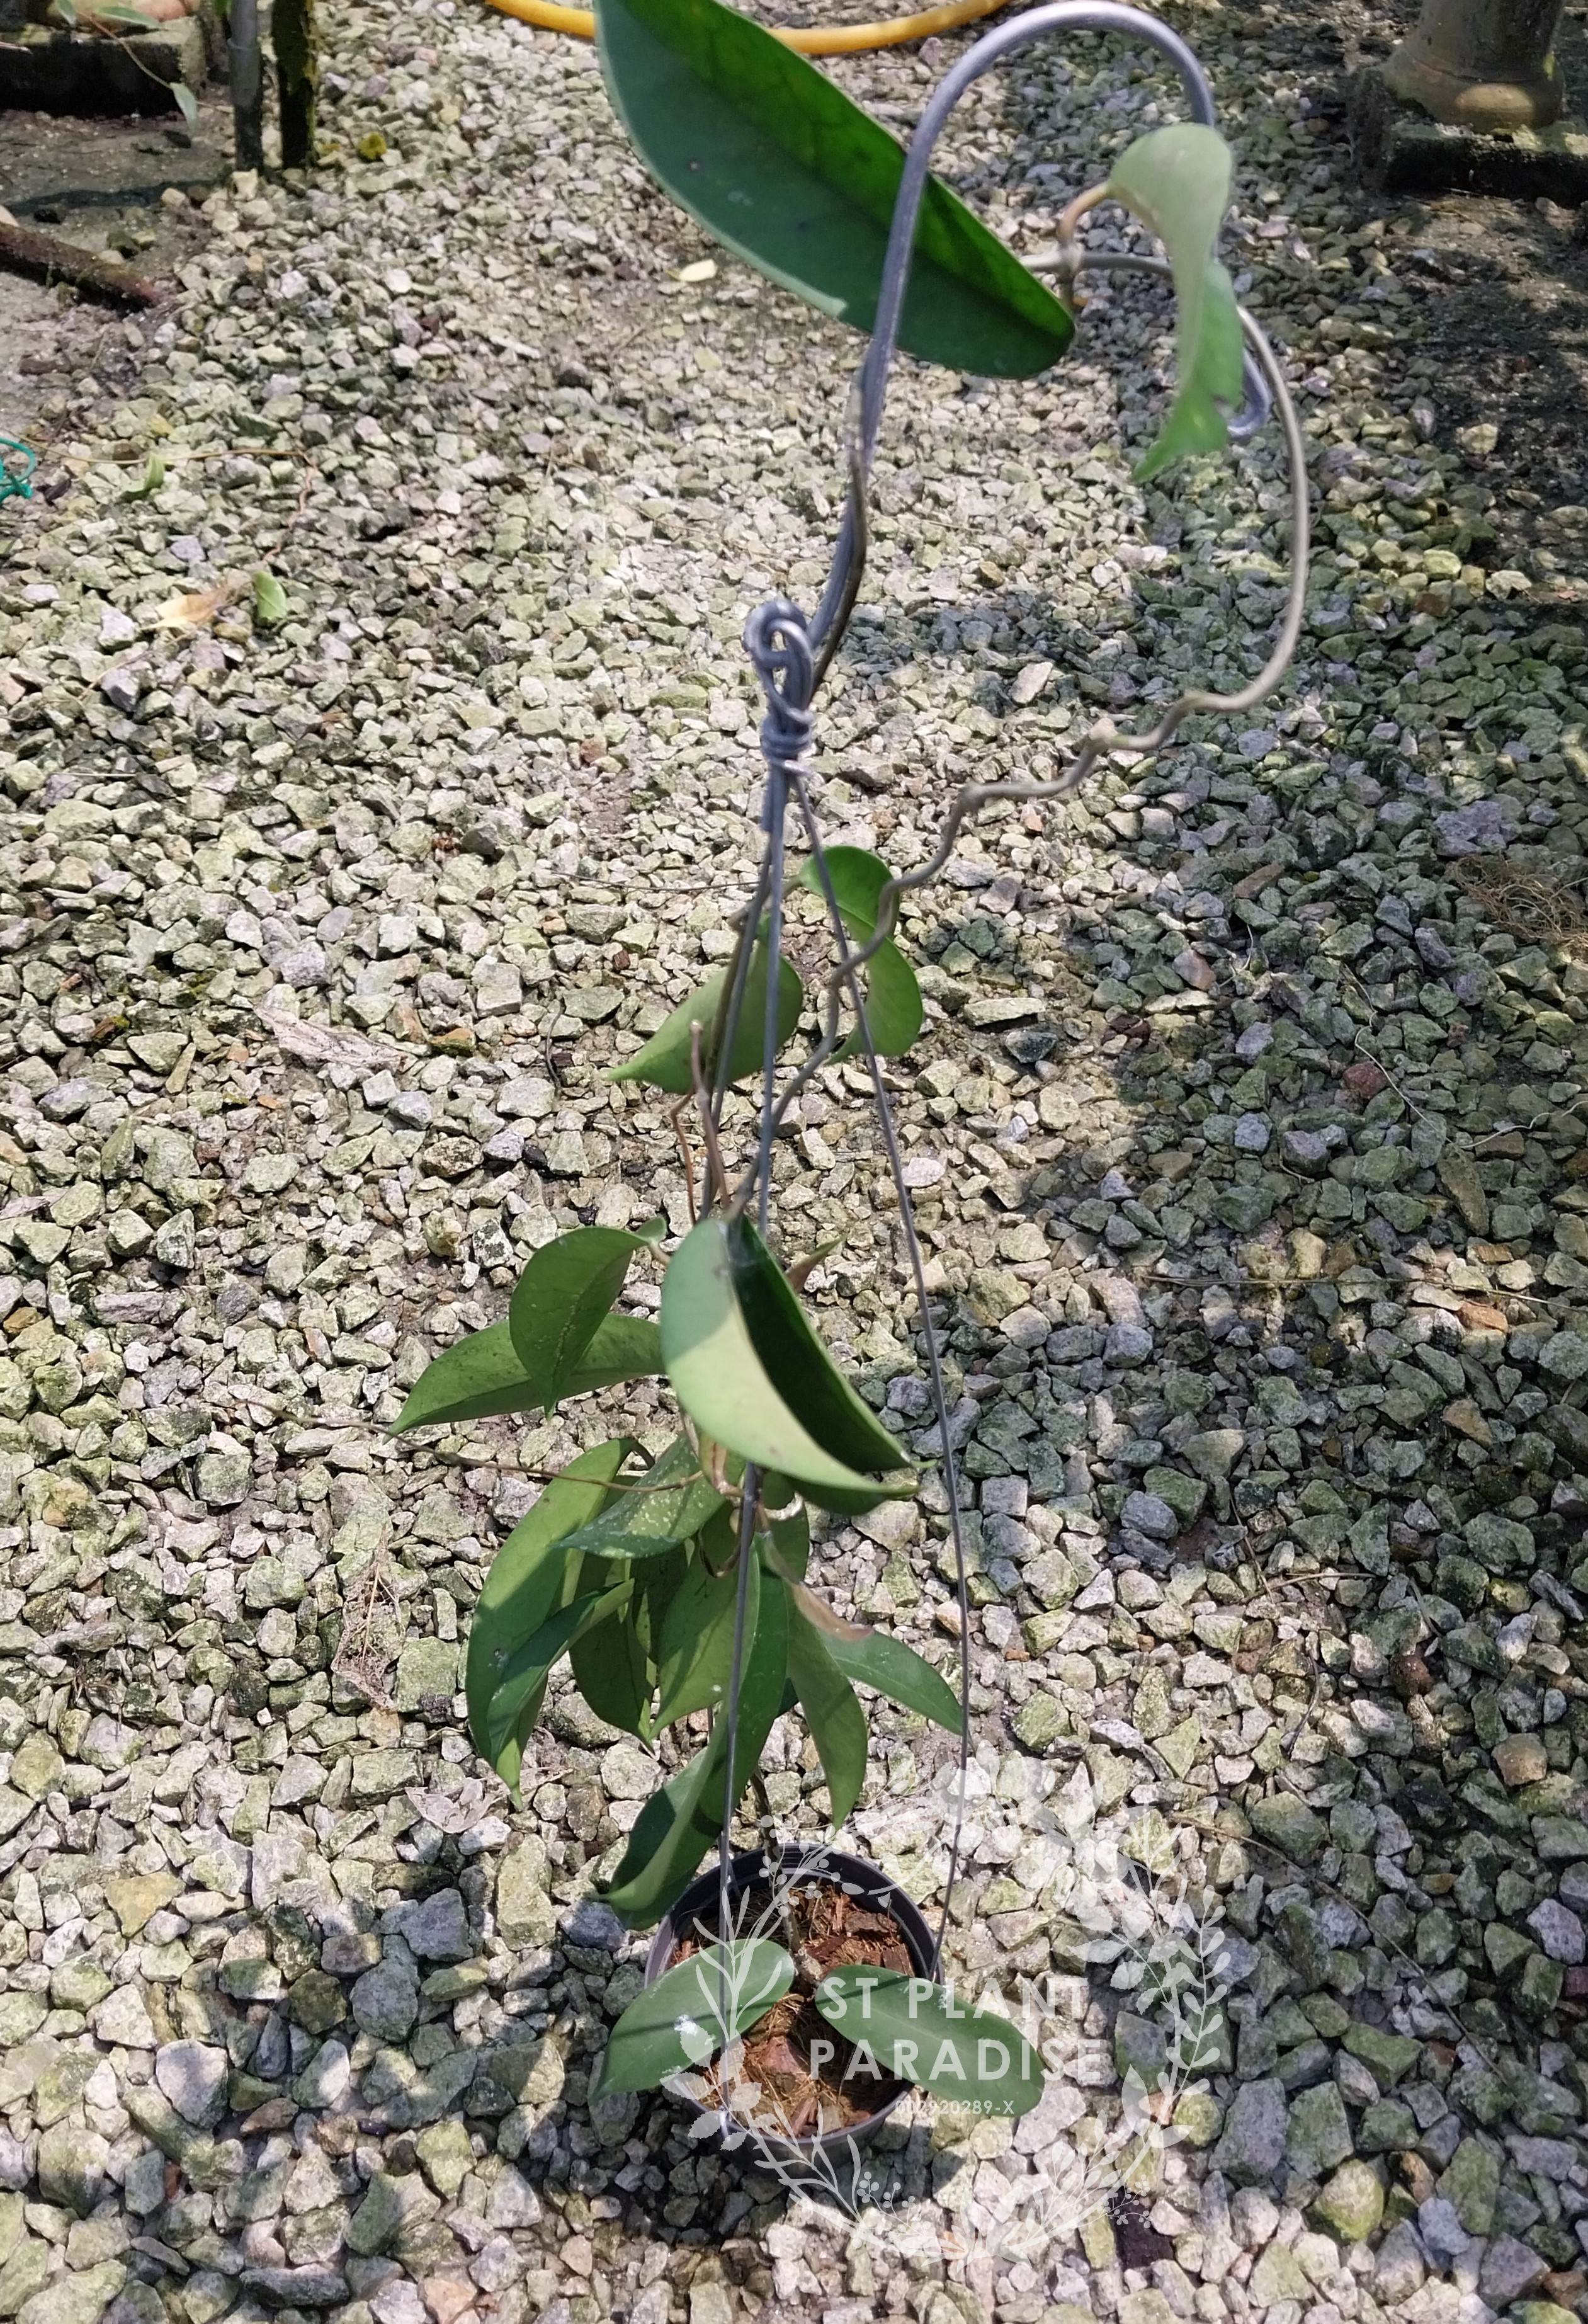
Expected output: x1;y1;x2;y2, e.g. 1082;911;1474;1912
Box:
643;1843;935;2170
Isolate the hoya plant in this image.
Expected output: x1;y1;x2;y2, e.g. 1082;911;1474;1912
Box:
395;0;1308;2136
395;853;954;1891
394;865;1052;2120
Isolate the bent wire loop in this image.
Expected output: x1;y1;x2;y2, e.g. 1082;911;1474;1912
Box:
0;438;37;507
710;4;1310;1957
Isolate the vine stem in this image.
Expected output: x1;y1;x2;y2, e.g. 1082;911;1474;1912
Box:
772;295;1310;1125
702;0;1313;2027
717;1466;761;1934
788;773;973;1973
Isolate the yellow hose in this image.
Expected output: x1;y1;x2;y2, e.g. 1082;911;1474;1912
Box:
484;0;1009;56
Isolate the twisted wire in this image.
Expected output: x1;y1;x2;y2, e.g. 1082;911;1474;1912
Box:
744;598;817;797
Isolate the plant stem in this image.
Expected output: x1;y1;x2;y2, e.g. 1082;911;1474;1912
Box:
789;774;972;1976
689;1024;730;1210
717;1469;761;1932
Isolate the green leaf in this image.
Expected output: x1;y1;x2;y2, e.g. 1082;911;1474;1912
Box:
763;1467;912;1520
464;1439;636;1764
565;1311;666;1398
795;847;922;1060
126;453;165;499
610;943;801;1095
252;569;290;627
493;1675;547;1796
484;1586;625;1762
802;845;889;936
655;1525;755;1728
392;1312;664;1435
814;1602;963;1734
604;1555;789;1926
508;1224;662;1410
170;79;200;127
661;1216;900;1505
837;937;922;1062
570;1592;653;1736
729;1219;908;1477
557;1433;725;1564
394;1318;530;1433
591;1938;795;2097
786;1593;867;1827
812;1968;1045;2116
594;0;1072;379
761;1496;810;1581
1106;123;1244;482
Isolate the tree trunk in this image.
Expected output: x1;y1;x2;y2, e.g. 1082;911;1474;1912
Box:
1383;0;1568;130
276;0;320;171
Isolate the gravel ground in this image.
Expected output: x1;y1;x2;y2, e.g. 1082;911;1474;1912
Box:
3;3;1588;2323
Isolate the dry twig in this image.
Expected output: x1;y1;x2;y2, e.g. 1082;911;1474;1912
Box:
0;220;159;309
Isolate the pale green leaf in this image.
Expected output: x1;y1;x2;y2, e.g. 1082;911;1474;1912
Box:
591;1939;795;2095
252;569;290;627
1106;123;1244;481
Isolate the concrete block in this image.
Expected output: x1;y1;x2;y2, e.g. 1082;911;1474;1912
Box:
0;15;208;117
1349;66;1588;205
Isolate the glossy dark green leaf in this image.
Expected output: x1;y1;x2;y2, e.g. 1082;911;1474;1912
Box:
655;1533;756;1728
786;1593;868;1827
763;1465;913;1518
465;1438;635;1762
591;1939;795;2097
809;1597;963;1734
485;1584;626;1763
394;1319;531;1435
729;1219;907;1477
1106;123;1244;481
604;1558;789;1926
557;1433;724;1563
392;1312;663;1435
661;1216;893;1502
812;1968;1045;2115
638;1538;693;1650
570;1592;653;1737
609;943;802;1095
494;1676;547;1797
508;1224;662;1408
595;0;1073;379
795;847;922;1060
